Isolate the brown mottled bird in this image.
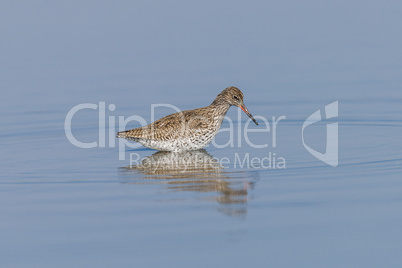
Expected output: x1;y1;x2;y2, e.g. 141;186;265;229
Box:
117;86;258;152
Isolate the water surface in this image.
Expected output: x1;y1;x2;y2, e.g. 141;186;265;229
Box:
1;1;402;267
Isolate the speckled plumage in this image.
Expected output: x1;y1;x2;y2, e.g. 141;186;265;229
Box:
117;86;257;152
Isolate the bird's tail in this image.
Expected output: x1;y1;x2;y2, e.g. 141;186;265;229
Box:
116;131;127;138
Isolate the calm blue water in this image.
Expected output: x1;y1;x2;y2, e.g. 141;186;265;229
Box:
1;1;402;267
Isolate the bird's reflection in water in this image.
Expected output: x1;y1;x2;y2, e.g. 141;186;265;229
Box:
119;150;259;218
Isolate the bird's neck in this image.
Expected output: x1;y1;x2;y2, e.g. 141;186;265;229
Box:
209;101;231;117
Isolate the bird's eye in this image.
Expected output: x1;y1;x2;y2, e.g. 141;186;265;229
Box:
233;95;239;100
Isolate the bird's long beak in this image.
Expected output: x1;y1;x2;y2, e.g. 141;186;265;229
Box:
240;104;258;125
